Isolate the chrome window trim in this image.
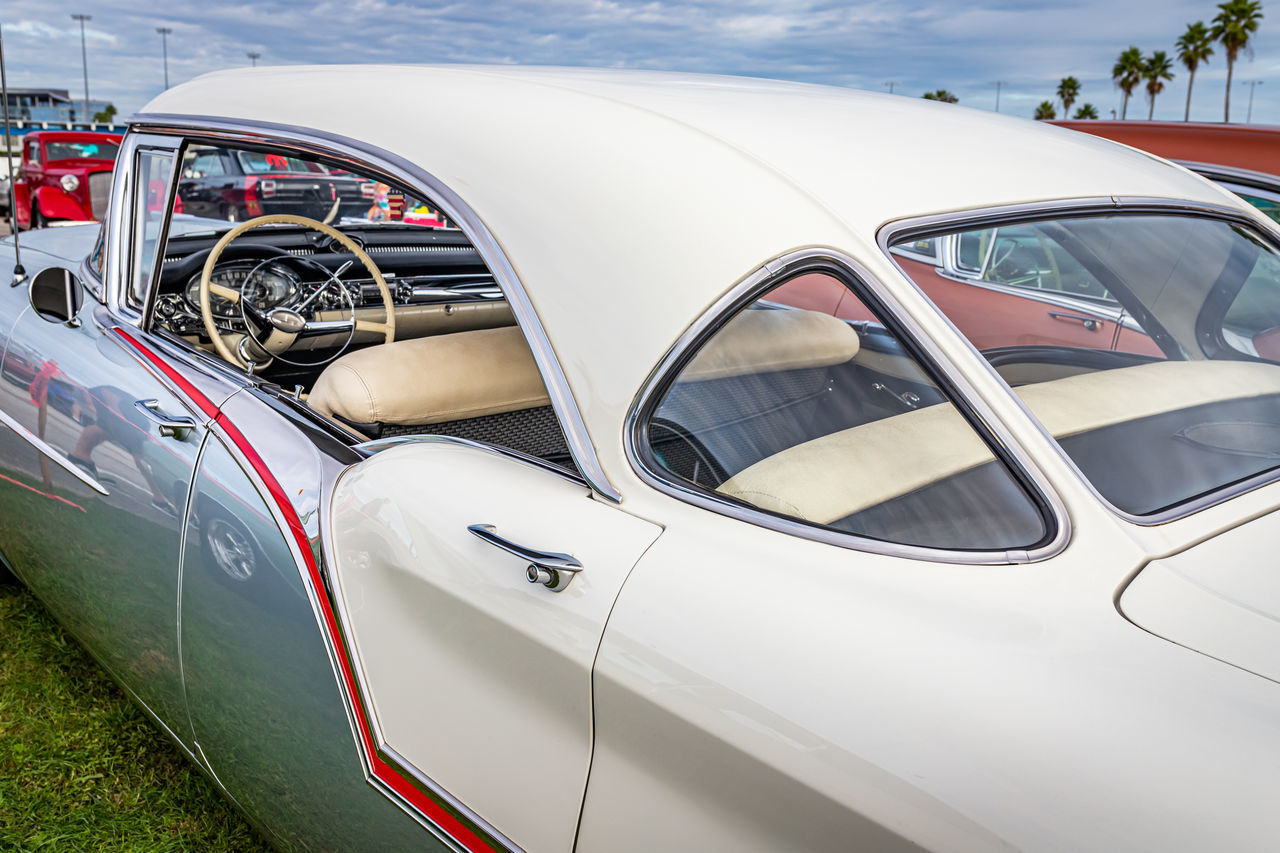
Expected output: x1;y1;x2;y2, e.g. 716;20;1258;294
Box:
124;113;620;503
0;400;110;495
878;195;1280;527
625;247;1071;566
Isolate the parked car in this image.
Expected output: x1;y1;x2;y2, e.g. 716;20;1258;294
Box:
1052;120;1280;223
4;67;1280;853
11;130;121;229
178;144;381;223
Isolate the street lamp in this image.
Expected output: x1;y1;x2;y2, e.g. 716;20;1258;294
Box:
70;14;91;124
1241;79;1264;124
156;27;172;89
990;80;1007;113
247;52;261;67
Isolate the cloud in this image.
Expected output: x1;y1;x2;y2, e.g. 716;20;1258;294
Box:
0;0;1274;123
9;19;116;44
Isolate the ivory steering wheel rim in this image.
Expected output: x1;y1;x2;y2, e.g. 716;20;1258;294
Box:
198;213;396;368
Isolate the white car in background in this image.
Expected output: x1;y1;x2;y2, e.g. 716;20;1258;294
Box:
3;66;1280;852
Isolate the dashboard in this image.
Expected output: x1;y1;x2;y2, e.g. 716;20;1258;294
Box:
152;224;504;340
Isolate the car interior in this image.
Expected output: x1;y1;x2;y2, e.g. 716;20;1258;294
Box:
148;142;574;470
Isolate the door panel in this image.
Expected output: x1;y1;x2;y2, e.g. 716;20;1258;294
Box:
180;434;434;852
327;440;661;853
0;313;203;738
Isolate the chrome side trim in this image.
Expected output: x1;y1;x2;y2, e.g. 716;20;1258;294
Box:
878;196;1280;528
125;113;621;504
624;248;1071;566
0;401;110;495
316;449;522;853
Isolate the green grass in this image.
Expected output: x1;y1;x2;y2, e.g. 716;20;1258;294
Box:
0;581;273;852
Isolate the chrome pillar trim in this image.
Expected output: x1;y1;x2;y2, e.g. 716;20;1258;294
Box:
175;429;212;752
126;113;622;504
624;247;1071;566
0;402;110;495
877;196;1280;528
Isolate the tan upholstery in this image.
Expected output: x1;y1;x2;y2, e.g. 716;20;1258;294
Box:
308;325;550;426
718;360;1280;524
680;308;860;382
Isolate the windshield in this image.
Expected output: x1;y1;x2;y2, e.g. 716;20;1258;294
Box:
890;213;1280;517
44;140;120;162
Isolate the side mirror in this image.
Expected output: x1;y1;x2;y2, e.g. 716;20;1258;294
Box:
29;266;84;325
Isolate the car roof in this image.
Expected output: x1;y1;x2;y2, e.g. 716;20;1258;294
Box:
137;65;1242;467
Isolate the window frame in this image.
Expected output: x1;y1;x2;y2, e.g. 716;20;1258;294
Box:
626;249;1069;566
879;195;1280;527
108;116;622;503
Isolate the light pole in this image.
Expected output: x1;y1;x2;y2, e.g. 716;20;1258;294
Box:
156;27;172;89
1241;79;1264;124
247;52;261;67
71;14;91;124
882;81;897;95
990;80;1007;113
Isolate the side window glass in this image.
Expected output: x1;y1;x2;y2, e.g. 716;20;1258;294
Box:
129;149;177;306
1223;247;1280;359
643;272;1050;552
190;152;224;178
27;141;39;166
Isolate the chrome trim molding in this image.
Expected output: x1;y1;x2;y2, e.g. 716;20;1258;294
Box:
624;247;1071;566
316;451;521;853
0;402;110;495
126;113;622;504
878;196;1280;528
354;433;590;491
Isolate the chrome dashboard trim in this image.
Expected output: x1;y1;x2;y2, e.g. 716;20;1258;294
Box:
126;113;621;504
878;196;1280;528
624;247;1071;566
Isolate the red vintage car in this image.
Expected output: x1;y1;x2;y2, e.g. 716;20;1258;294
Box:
12;131;122;229
1051;120;1280;223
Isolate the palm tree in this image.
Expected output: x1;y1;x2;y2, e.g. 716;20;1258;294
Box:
922;90;959;103
1211;0;1264;122
1074;103;1100;119
1112;46;1144;119
1176;21;1214;121
1144;50;1175;119
1057;76;1081;120
1034;101;1057;120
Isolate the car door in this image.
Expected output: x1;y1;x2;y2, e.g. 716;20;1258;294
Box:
0;137;207;739
326;440;661;853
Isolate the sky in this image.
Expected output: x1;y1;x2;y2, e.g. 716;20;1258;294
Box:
4;0;1278;124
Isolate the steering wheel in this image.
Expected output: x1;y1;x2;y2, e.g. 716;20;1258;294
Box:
198;214;396;370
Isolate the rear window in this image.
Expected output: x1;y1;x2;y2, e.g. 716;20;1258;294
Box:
639;269;1051;552
236;151;326;174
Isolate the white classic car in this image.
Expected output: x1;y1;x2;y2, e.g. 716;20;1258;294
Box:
2;65;1280;852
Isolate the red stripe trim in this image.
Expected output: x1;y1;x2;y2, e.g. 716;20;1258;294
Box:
111;328;490;851
111;328;220;419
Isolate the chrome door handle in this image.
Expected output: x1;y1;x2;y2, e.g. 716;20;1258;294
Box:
1047;311;1102;332
467;524;583;592
134;399;196;439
